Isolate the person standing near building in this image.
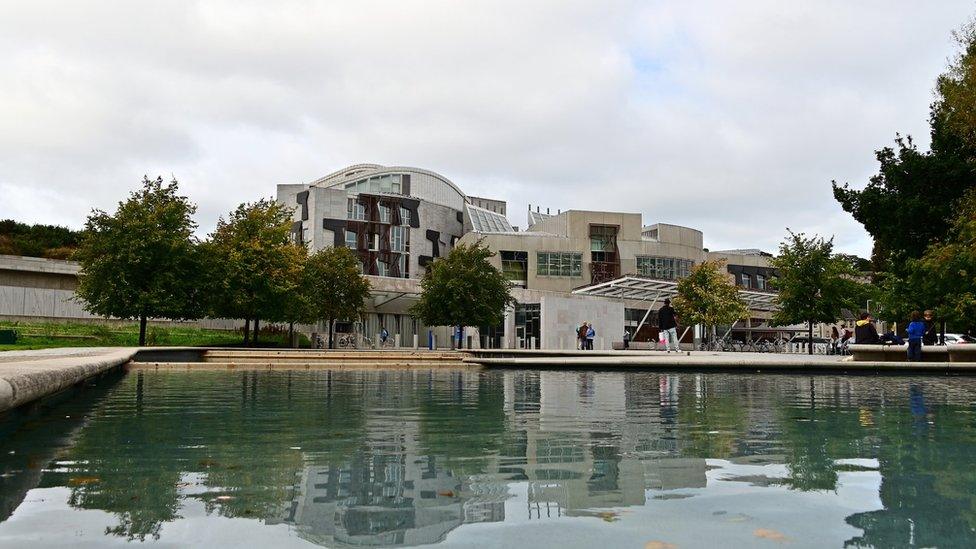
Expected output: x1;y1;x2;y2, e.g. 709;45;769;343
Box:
906;311;926;362
658;299;679;353
577;322;588;350
586;323;596;350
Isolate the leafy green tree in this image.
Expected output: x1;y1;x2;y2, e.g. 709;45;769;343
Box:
303;247;371;349
908;190;976;329
75;177;203;345
207;199;304;346
0;219;82;259
833;22;976;274
410;241;515;347
770;232;862;353
672;260;748;343
934;21;976;155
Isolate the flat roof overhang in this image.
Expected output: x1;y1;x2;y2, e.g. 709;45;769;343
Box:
571;274;779;312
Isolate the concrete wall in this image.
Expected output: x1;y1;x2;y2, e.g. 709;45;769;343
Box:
540;293;624;350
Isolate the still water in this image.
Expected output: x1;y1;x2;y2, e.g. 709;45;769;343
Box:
0;369;974;548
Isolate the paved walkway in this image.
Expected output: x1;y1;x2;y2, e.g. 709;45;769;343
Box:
0;347;137;412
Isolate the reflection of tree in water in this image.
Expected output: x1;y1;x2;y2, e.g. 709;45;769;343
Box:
55;370;366;540
776;382;865;492
844;384;976;548
22;370;976;547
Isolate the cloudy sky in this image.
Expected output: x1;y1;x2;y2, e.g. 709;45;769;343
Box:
1;1;972;256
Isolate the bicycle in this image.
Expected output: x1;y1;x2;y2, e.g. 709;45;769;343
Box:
337;334;357;349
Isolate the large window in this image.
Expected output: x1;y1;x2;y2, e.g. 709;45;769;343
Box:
636;256;693;280
345;228;358;249
756;273;766;290
537;252;582;277
390;226;407;252
399;206;411;226
377;260;390;277
501;251;528;286
344;174;402;194
378;204;391;223
347;198;366;221
741;273;752;288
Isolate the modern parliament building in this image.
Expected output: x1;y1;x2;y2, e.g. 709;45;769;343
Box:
277;164;779;349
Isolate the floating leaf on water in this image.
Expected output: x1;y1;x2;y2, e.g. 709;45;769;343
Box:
215;495;235;501
645;542;677;549
753;528;789;542
67;476;101;486
437;490;455;497
597;511;619;523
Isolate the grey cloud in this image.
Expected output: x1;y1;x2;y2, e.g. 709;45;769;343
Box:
0;0;971;255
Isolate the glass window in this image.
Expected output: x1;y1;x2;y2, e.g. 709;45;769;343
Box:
636;256;692;280
391;226;406;252
399;207;411;226
347;198;366;221
501;251;528;286
741;273;752;288
379;204;391;223
377;260;390;277
536;252;582;277
397;254;407;277
756;274;766;290
345;229;357;249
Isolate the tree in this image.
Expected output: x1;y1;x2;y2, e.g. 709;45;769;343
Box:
671;260;748;343
770;232;862;354
833;22;976;271
207;199;304;346
303;247;371;349
909;189;976;330
410;241;515;347
75;176;203;345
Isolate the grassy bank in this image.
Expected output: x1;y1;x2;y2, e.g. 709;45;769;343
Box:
0;321;305;351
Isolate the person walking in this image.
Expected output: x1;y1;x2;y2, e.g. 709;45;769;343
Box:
623;330;631;350
922;310;938;346
906;311;926;362
380;327;389;345
577;322;588;350
658;299;679;353
586;323;596;350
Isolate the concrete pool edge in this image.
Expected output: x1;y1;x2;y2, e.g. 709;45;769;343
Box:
0;348;138;413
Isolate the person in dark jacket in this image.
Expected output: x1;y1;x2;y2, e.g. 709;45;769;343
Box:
922;310;938;346
906;310;926;361
658;299;679;352
854;312;881;344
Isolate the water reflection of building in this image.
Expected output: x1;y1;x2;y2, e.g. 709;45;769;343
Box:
271;372;506;548
502;371;707;519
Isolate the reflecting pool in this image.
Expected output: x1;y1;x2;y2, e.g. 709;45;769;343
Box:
2;369;976;548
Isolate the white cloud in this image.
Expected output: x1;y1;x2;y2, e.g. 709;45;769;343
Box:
0;0;971;254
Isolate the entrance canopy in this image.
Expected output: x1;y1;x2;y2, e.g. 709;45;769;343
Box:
571;275;779;312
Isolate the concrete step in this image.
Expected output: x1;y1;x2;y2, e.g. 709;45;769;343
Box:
129;360;474;370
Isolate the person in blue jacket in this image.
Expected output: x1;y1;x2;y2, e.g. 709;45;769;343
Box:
906;310;926;362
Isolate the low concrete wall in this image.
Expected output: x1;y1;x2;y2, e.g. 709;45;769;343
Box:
0;348;137;412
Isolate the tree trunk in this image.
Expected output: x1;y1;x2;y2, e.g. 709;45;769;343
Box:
289;322;295;348
328;318;335;349
243;318;251;346
253;318;260;347
807;320;814;355
139;315;148;346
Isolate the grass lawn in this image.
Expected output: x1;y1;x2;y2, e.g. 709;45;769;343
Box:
0;320;304;351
